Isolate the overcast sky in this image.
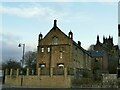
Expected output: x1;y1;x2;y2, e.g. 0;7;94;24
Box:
0;1;119;63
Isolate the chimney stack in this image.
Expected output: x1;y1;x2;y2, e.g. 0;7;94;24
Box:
54;20;57;27
78;41;81;47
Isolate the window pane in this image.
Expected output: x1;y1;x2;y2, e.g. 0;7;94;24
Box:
48;47;50;52
60;52;62;59
39;64;46;68
41;48;44;52
57;63;64;68
41;64;45;68
52;36;58;45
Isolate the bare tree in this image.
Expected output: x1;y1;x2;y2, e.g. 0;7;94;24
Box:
24;51;36;69
2;59;21;70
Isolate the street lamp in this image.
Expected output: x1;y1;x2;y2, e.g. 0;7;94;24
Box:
18;43;25;86
18;43;25;68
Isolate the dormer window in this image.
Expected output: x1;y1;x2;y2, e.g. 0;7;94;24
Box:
52;36;58;45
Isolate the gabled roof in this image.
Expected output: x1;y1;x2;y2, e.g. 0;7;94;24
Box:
40;20;91;56
43;20;69;40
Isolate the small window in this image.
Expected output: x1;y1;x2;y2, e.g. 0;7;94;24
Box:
48;47;50;52
60;47;63;51
95;58;99;62
41;64;45;68
60;52;62;59
57;63;64;68
39;64;46;68
52;36;58;45
41;48;44;52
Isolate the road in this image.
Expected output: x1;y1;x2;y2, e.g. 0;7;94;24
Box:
1;87;120;90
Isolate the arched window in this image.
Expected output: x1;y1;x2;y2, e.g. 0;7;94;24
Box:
39;64;46;68
57;63;64;68
52;36;58;45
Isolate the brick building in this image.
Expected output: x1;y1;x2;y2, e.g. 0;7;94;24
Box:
36;20;92;77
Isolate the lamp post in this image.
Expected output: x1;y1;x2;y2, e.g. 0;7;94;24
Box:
18;43;25;86
18;43;25;68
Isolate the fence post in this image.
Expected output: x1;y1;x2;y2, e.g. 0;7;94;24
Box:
74;68;76;79
38;68;40;78
27;68;29;76
10;69;13;78
16;68;19;77
32;69;34;75
64;68;67;78
50;67;53;77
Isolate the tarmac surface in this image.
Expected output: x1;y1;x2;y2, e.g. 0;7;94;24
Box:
1;85;120;90
1;83;120;90
1;88;120;90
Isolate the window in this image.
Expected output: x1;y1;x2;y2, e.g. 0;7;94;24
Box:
52;36;58;45
41;64;45;68
95;58;99;62
60;52;62;59
60;47;63;51
48;47;50;52
39;64;46;68
41;48;44;52
57;63;64;68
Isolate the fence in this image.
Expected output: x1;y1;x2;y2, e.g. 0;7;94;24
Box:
5;67;77;77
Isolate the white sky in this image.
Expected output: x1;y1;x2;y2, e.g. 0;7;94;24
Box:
0;1;119;62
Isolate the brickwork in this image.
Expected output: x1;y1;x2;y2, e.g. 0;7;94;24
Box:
36;20;92;75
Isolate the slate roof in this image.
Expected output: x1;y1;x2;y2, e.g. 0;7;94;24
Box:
89;51;104;57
